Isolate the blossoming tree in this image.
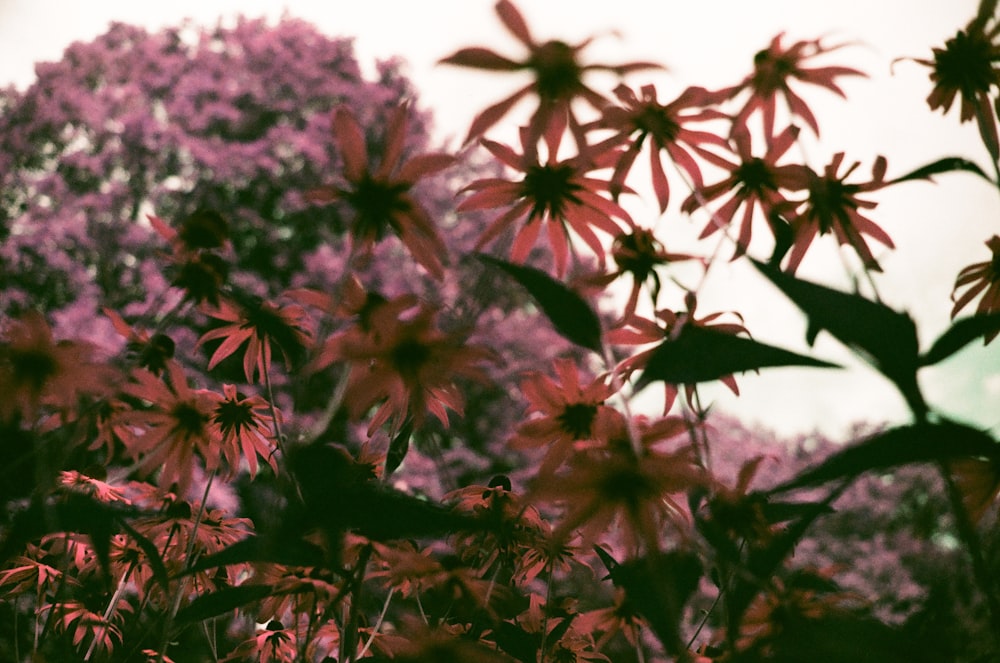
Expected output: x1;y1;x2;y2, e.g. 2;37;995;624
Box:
2;1;1000;662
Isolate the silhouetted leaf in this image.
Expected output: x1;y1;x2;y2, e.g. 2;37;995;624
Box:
384;417;413;478
633;323;838;392
920;312;1000;366
184;535;327;575
118;519;169;591
176;584;276;623
753;260;926;418
887;156;993;185
769;421;1000;495
476;254;602;353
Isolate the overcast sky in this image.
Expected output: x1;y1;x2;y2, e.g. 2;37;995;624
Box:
1;0;997;438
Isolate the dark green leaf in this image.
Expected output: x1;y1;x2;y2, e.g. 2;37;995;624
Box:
887;156;993;185
176;584;275;623
769;421;1000;495
920;312;1000;366
118;519;169;591
384;417;413;478
753;260;926;418
476;253;602;353
633;323;838;392
184;535;327;575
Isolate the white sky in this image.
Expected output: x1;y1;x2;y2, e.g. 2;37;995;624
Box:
1;0;997;438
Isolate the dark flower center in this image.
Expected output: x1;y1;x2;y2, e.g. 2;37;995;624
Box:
557;402;598;439
178;209;228;250
933;29;997;97
734;158;778;197
214;396;255;436
8;348;58;392
391;337;432;380
613;230;664;280
238;297;306;365
752;49;797;95
171;401;209;438
173;252;229;305
599;463;657;506
634;105;680;144
345;175;411;240
522;163;580;219
807;175;855;234
530;40;581;101
129;333;175;375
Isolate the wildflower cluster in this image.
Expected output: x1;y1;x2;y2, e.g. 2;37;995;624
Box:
2;3;1000;662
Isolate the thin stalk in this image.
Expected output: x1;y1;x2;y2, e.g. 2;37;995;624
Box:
84;561;136;661
538;564;556;662
357;588;396;659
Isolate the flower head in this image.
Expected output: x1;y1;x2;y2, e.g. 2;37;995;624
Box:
951;234;1000;342
460;117;632;276
203;384;279;479
440;0;661;145
307;103;455;278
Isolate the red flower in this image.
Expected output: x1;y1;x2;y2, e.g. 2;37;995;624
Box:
222;620;298;663
307;104;455;279
0;311;117;423
682;125;809;260
731;32;865;140
951;234;1000;342
783;152;894;273
117;361;219;492
596;83;732;212
439;0;660;145
203;384;279;479
197;292;315;385
317;296;495;436
509;357;620;476
459;117;632;276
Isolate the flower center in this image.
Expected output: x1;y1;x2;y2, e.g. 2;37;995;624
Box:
807;175;855;234
344;175;412;240
8;348;58;393
391;337;432;380
214;396;255;437
530;40;581;102
734;158;778;197
171;401;209;438
522;163;580;219
933;29;996;98
613;230;663;280
556;402;598;439
634;105;680;144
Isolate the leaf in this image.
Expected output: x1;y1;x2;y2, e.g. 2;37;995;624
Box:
118;519;169;591
887;156;993;185
476;253;602;353
184;535;327;575
920;312;1000;366
633;323;838;392
176;584;275;623
753;260;926;418
769;420;1000;495
384;417;413;478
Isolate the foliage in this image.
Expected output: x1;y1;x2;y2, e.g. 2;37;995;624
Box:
2;2;1000;662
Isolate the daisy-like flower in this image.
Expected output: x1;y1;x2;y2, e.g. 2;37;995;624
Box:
579;227;699;321
222;620;298;663
460;117;632;276
783;152;893;273
951;235;1000;342
117;361;219;493
0;311;117;423
912;7;1000;159
527;413;702;553
149;213;231;306
197;292;315;385
731;32;865;140
105;308;176;375
202;384;279;479
307;103;455;279
596;83;733;212
58;469;131;504
509;357;620;476
608;297;748;414
682;125;809;260
439;0;661;146
42;600;125;657
318;296;495;436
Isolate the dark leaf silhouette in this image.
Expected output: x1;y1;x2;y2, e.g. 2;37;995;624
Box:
184;535;328;576
384;417;414;478
920;312;1000;366
753;260;926;418
476;253;602;353
176;584;277;623
886;156;993;185
769;420;1000;495
633;323;838;392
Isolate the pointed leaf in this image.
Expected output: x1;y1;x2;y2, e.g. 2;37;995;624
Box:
176;584;276;623
753;260;926;417
476;253;602;353
384;417;413;478
184;535;327;575
633;323;838;392
770;421;1000;495
920;312;1000;366
887;156;993;185
118;519;169;591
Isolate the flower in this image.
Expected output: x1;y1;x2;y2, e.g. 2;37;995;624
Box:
439;0;660;145
0;310;117;423
203;384;279;479
509;357;620;476
951;234;1000;342
197;292;315;384
317;296;495;436
731;32;865;140
579;227;699;321
307;103;455;279
149;213;231;306
116;361;219;492
682;125;809;260
222;620;298;663
783;152;893;273
596;83;732;211
105;308;176;375
459;117;632;276
58;469;131;504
